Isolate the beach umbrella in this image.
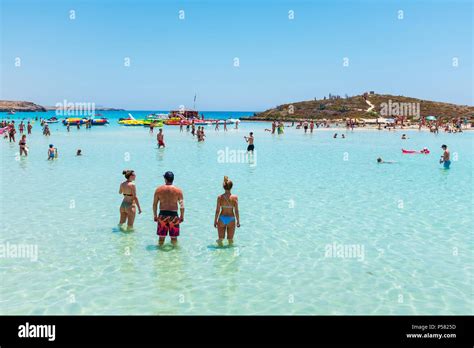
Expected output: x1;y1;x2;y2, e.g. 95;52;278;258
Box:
426;115;437;121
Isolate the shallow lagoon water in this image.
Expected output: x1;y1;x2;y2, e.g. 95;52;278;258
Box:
1;116;472;315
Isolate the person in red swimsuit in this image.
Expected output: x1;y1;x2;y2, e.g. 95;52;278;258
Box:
157;129;165;148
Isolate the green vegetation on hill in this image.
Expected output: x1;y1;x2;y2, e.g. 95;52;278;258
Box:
244;93;474;121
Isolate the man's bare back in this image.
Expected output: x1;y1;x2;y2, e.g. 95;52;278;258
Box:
154;185;183;211
153;173;185;245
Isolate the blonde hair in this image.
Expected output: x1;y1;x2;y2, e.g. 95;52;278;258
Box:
223;176;233;190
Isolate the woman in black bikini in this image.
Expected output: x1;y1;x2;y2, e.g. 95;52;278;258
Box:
19;134;28;156
214;176;240;246
119;170;142;231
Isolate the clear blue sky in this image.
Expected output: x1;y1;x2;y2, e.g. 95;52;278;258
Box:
1;0;472;110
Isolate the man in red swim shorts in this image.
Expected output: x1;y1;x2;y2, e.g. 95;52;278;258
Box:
157;129;165;148
152;171;184;246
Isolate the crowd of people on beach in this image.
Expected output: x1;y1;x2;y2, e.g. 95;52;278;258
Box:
1;112;464;247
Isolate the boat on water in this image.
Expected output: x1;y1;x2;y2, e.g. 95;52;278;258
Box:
91;118;109;125
119;119;145;126
142;114;166;127
7;110;16;115
165;118;236;126
117;111;239;127
45;117;60;124
118;114;144;126
63;117;86;125
163;109;237;126
163;109;198;125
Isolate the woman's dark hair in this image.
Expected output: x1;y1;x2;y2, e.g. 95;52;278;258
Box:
123;170;135;179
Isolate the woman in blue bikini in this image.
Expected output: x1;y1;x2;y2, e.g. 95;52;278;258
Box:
214;176;240;247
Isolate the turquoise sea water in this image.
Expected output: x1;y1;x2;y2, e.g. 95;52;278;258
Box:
1;113;472;315
0;110;255;122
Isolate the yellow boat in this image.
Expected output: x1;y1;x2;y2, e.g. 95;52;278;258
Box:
143;119;164;127
118;119;144;126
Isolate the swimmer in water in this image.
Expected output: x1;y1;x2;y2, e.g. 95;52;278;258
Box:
214;176;240;247
333;133;338;138
440;144;451;169
76;149;82;156
47;144;57;160
420;147;430;154
119;170;142;231
401;134;408;139
43;124;50;136
377;157;396;164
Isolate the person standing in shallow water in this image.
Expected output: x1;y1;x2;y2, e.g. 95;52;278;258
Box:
244;132;254;152
440;144;451;169
153;171;184;246
47;144;57;160
8;123;16;142
214;176;240;247
157;128;165;148
19;134;28;156
119;170;142;231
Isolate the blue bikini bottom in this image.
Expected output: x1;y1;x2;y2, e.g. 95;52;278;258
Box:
219;216;235;225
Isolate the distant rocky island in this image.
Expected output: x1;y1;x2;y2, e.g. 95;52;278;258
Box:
0;100;124;112
242;93;474;121
0;101;46;112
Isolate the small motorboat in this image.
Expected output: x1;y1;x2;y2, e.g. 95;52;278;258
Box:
45;117;60;124
143;114;167;127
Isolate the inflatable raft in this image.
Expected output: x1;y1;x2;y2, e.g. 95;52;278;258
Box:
402;148;430;154
91;118;109;125
63;118;85;125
